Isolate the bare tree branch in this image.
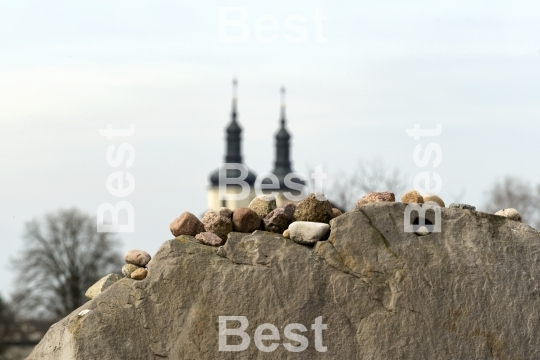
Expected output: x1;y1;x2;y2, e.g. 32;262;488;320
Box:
322;158;407;211
10;208;123;319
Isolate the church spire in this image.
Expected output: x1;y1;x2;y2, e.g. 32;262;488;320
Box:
225;78;242;163
274;87;292;179
280;87;286;127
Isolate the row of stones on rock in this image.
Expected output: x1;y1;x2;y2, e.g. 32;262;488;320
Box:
171;191;526;251
168;193;342;244
360;190;523;223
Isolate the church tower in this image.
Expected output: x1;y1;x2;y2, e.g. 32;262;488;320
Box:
264;87;306;206
207;79;257;211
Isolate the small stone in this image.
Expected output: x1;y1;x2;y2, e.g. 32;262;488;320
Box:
449;203;476;211
415;226;431;236
170;212;205;237
195;232;225;246
122;264;141;278
331;208;343;218
294;192;333;224
85;274;123;300
248;194;277;219
401;190;424;204
219;207;233;219
130;268;148;280
356;192;395;207
422;193;445;207
232;208;261;233
495;208;522;222
263;208;291;233
289;221;331;245
124;250;151;267
202;211;233;240
283;229;290;238
283;203;297;220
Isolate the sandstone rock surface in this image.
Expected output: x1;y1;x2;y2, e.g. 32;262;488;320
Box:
449;203;476;211
170;212;205;237
84;274;122;300
29;203;540;360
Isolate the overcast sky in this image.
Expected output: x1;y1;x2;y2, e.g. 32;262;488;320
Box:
1;0;540;299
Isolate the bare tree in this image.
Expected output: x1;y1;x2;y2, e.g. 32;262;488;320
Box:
483;176;540;229
310;158;408;211
11;208;123;319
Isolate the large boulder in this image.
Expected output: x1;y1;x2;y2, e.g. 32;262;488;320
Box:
84;274;122;300
29;203;540;359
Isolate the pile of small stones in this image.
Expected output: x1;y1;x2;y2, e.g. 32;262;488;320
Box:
170;192;341;246
169;190;524;249
121;249;152;280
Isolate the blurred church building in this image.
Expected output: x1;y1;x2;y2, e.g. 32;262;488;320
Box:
207;80;305;211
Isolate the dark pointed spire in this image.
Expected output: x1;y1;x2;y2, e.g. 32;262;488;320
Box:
274;87;292;178
226;78;242;163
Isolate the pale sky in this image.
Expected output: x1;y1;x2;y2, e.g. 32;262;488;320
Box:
1;0;540;298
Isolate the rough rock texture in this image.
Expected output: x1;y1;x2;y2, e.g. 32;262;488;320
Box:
423;193;445;207
29;203;540;360
130;268;148;280
289;221;330;244
294;192;333;223
84;274;122;300
356;191;395;207
195;231;225;247
218;207;233;219
121;264;141;278
124;250;151;267
331;208;343;218
231;208;261;233
170;212;205;237
449;203;476;211
283;203;296;220
248;194;277;219
263;208;291;233
495;208;522;222
400;190;424;204
201;211;233;240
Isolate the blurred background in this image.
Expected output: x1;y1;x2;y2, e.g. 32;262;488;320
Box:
1;1;540;358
